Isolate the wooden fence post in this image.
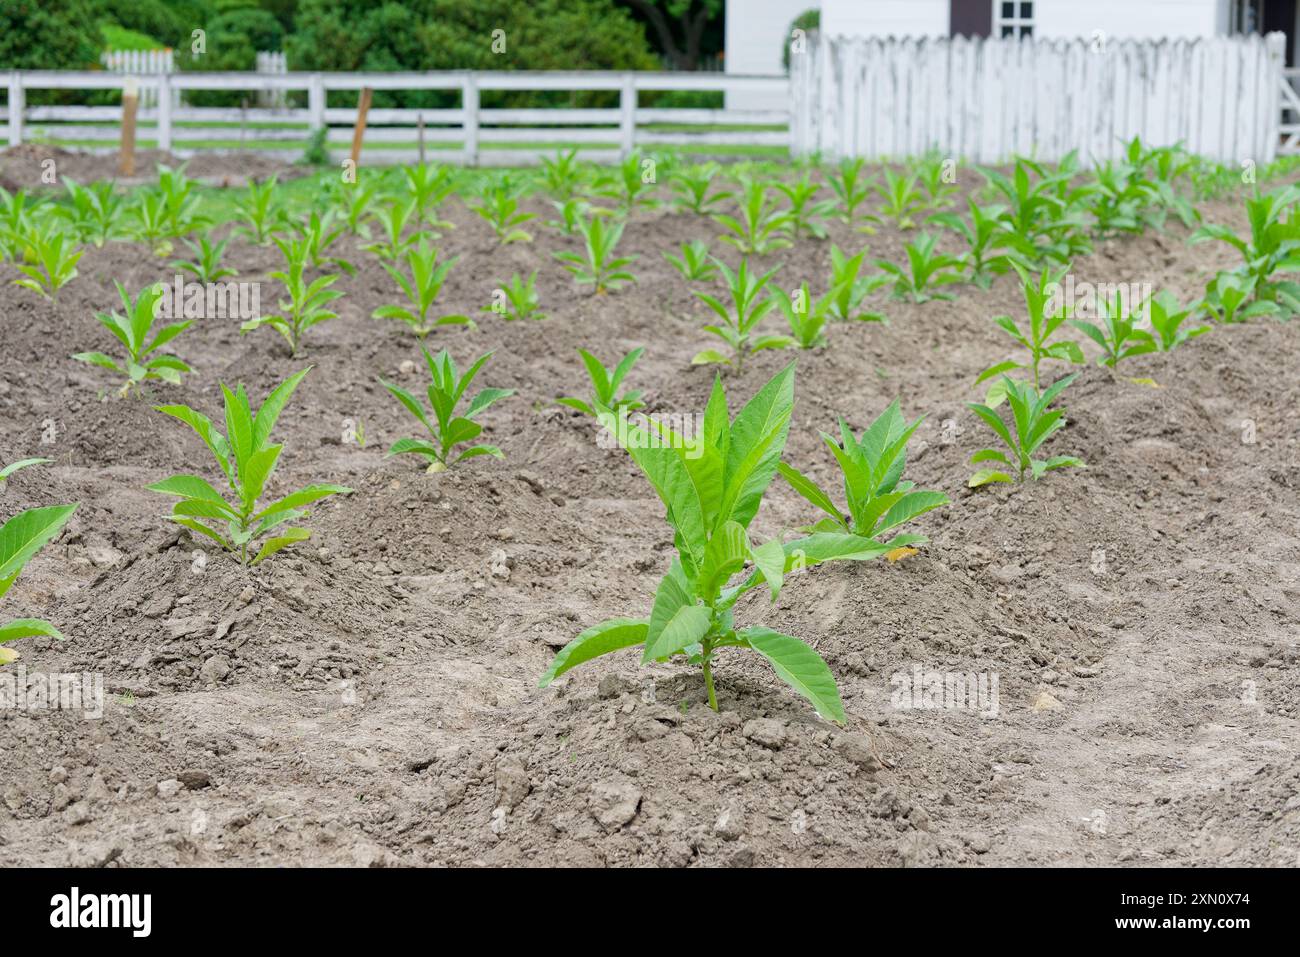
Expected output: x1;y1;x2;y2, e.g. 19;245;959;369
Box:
157;72;172;153
119;77;139;177
462;73;479;166
350;86;373;169
619;72;636;158
8;72;23;147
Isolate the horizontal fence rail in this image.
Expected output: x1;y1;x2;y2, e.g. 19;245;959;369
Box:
1;70;791;166
791;32;1286;166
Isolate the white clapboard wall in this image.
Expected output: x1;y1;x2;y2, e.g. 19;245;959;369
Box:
791;32;1287;165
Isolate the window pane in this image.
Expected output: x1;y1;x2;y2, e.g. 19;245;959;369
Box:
1001;24;1016;37
1021;2;1034;17
1021;25;1034;37
1002;2;1015;18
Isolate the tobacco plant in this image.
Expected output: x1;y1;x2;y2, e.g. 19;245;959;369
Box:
604;152;659;213
148;369;351;564
364;198;419;261
557;347;645;417
483;271;545;321
555;215;637;293
669;162;734;215
539;364;897;721
825;244;887;322
976;265;1083;403
73;282;192;395
539;149;587;201
373;239;472;336
1146;290;1210;350
470;177;537;244
293;209;355;274
827;157;874;226
714;180;794;256
927;198;1014;289
875;232;964;303
769;282;834;349
1189;184;1300;314
235;176;289;244
0;503;78;659
241;238;343;356
57;177;125;247
968;374;1085;487
0;457;49;487
663;239;719;282
11;224;81;302
779;400;948;545
402;163;456;230
775;173;834;239
917;153;959;210
867;168;927;230
1070;294;1157;369
172;236;236;283
691;257;782;367
1198;272;1280;324
381;348;513;472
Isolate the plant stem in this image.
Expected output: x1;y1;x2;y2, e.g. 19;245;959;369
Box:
702;658;718;711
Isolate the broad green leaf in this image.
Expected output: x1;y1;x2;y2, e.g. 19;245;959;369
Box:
741;626;845;723
539;618;649;688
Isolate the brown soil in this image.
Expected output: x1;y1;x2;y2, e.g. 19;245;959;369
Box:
0;156;1297;867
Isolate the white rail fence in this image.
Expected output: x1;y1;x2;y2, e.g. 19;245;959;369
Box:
0;70;790;166
791;32;1287;165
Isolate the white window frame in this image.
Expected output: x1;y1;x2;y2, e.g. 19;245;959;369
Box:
993;0;1035;39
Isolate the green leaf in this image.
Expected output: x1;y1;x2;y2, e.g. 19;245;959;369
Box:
969;468;1012;487
644;561;710;662
539;618;649;688
741;626;846;723
0;618;64;644
251;527;311;565
0;504;78;583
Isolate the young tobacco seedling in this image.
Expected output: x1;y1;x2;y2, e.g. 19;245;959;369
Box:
381;348;513;472
11;224;81;302
968;374;1085;487
867;168;928;230
539;149;587;201
241;237;343;357
1190;184;1300;314
778;400;948;545
470;178;537;244
1146;290;1210;350
235;175;289;245
557;347;645;417
539;364;896;721
545;196;606;236
171;236;237;283
669;162;734;216
691;257;783;368
483;271;546;321
148;369;351;565
605;152;659;213
57;177;125;247
927;198;1014;290
775;172;834;239
401;163;456;230
1070;294;1157;369
363;198;419;261
827;157;875;226
0;503;78;660
917;153;959;210
663;239;719;282
825;244;888;322
293;209;355;274
976;264;1084;403
372;239;472;337
769;282;834;349
73;282;192;395
1198;272;1280;324
555;215;638;294
875;232;964;303
334;177;381;237
714;179;794;256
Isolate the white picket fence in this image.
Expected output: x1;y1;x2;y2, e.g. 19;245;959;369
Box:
791;32;1288;165
101;49;289;108
1;70;789;165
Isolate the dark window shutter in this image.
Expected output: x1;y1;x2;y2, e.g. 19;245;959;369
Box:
950;0;993;37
